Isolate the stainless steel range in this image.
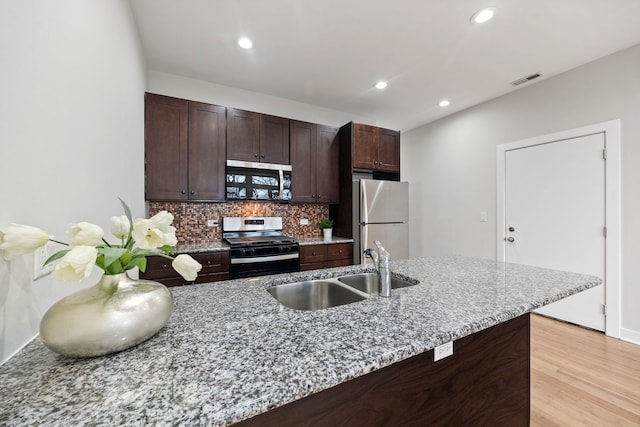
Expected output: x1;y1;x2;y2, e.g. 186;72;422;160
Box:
223;217;299;279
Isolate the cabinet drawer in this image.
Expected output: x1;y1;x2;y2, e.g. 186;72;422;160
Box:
143;256;179;280
327;243;352;261
141;251;230;282
300;245;327;263
191;251;229;274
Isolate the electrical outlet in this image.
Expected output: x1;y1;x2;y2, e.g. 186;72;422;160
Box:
480;211;488;222
434;341;454;362
300;219;309;225
33;238;57;281
207;219;219;227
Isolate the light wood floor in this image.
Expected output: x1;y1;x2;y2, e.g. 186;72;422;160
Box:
530;314;640;426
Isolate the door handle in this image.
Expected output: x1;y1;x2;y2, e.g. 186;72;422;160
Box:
506;237;515;243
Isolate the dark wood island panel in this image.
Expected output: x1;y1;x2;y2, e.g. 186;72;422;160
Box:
236;313;530;426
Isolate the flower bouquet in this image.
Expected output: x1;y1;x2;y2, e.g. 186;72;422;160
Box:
0;199;201;358
0;198;201;282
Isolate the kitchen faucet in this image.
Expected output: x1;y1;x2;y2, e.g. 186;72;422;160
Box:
363;240;391;297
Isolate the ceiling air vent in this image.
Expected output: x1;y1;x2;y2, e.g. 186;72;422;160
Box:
510;73;542;86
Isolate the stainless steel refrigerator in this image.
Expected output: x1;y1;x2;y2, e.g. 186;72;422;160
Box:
353;179;409;264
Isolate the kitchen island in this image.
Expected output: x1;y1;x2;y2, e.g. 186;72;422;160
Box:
0;255;600;426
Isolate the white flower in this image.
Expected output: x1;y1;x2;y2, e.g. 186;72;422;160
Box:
131;219;164;249
150;211;177;247
172;254;202;282
150;210;173;229
161;230;177;247
0;224;50;261
67;222;104;246
51;246;97;282
110;215;130;240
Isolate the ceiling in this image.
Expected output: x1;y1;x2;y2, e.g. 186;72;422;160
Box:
130;0;640;131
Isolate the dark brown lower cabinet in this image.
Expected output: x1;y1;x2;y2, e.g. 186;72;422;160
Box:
299;243;353;271
235;313;530;426
140;251;230;286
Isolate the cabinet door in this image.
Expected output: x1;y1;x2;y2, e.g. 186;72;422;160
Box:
227;108;260;162
316;125;340;203
327;243;352;261
260;114;290;164
352;124;378;170
290;120;317;203
300;244;327;264
188;102;226;201
145;93;188;201
377;128;400;172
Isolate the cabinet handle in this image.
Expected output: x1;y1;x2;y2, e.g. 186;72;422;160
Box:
261;154;265;158
338;250;342;254
312;251;317;256
181;190;186;195
207;260;212;265
317;194;321;199
254;154;258;158
191;190;195;195
162;264;168;269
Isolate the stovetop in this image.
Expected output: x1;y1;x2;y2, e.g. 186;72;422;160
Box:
222;216;298;248
224;235;298;247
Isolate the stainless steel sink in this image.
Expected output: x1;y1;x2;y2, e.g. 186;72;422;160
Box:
338;272;418;294
267;272;419;311
267;280;368;311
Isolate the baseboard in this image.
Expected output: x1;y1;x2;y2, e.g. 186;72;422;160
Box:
1;334;38;366
620;328;640;346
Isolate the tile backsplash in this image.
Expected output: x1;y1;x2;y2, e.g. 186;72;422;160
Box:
148;202;330;245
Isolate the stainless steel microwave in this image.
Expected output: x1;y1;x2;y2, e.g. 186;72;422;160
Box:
225;160;292;201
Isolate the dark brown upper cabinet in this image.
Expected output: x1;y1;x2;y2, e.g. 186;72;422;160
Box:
187;102;226;201
351;123;400;173
377;127;401;172
315;124;340;203
290;121;339;204
227;108;290;164
145;93;226;201
226;108;260;162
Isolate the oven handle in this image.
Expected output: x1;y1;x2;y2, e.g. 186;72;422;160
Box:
230;253;299;264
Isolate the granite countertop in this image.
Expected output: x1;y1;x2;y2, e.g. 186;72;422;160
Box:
296;236;353;245
175;237;353;253
174;240;230;253
0;255;601;426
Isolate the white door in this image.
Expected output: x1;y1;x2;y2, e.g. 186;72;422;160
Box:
504;133;606;331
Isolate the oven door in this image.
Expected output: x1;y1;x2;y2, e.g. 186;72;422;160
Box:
230;253;300;279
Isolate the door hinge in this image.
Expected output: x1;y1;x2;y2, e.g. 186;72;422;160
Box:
603;226;608;238
602;148;607;160
602;304;607;316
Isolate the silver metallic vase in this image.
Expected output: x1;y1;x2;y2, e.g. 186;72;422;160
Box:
39;272;173;358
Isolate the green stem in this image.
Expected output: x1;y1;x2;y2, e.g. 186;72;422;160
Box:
49;238;69;246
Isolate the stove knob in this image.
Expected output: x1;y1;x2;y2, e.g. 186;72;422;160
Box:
247;248;256;256
239;248;246;256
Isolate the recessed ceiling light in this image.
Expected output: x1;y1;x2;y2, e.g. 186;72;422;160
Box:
439;99;451;107
237;37;253;49
374;81;388;90
470;7;495;24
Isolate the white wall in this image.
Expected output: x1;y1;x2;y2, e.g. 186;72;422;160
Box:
0;0;147;363
148;70;374;128
402;44;640;343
